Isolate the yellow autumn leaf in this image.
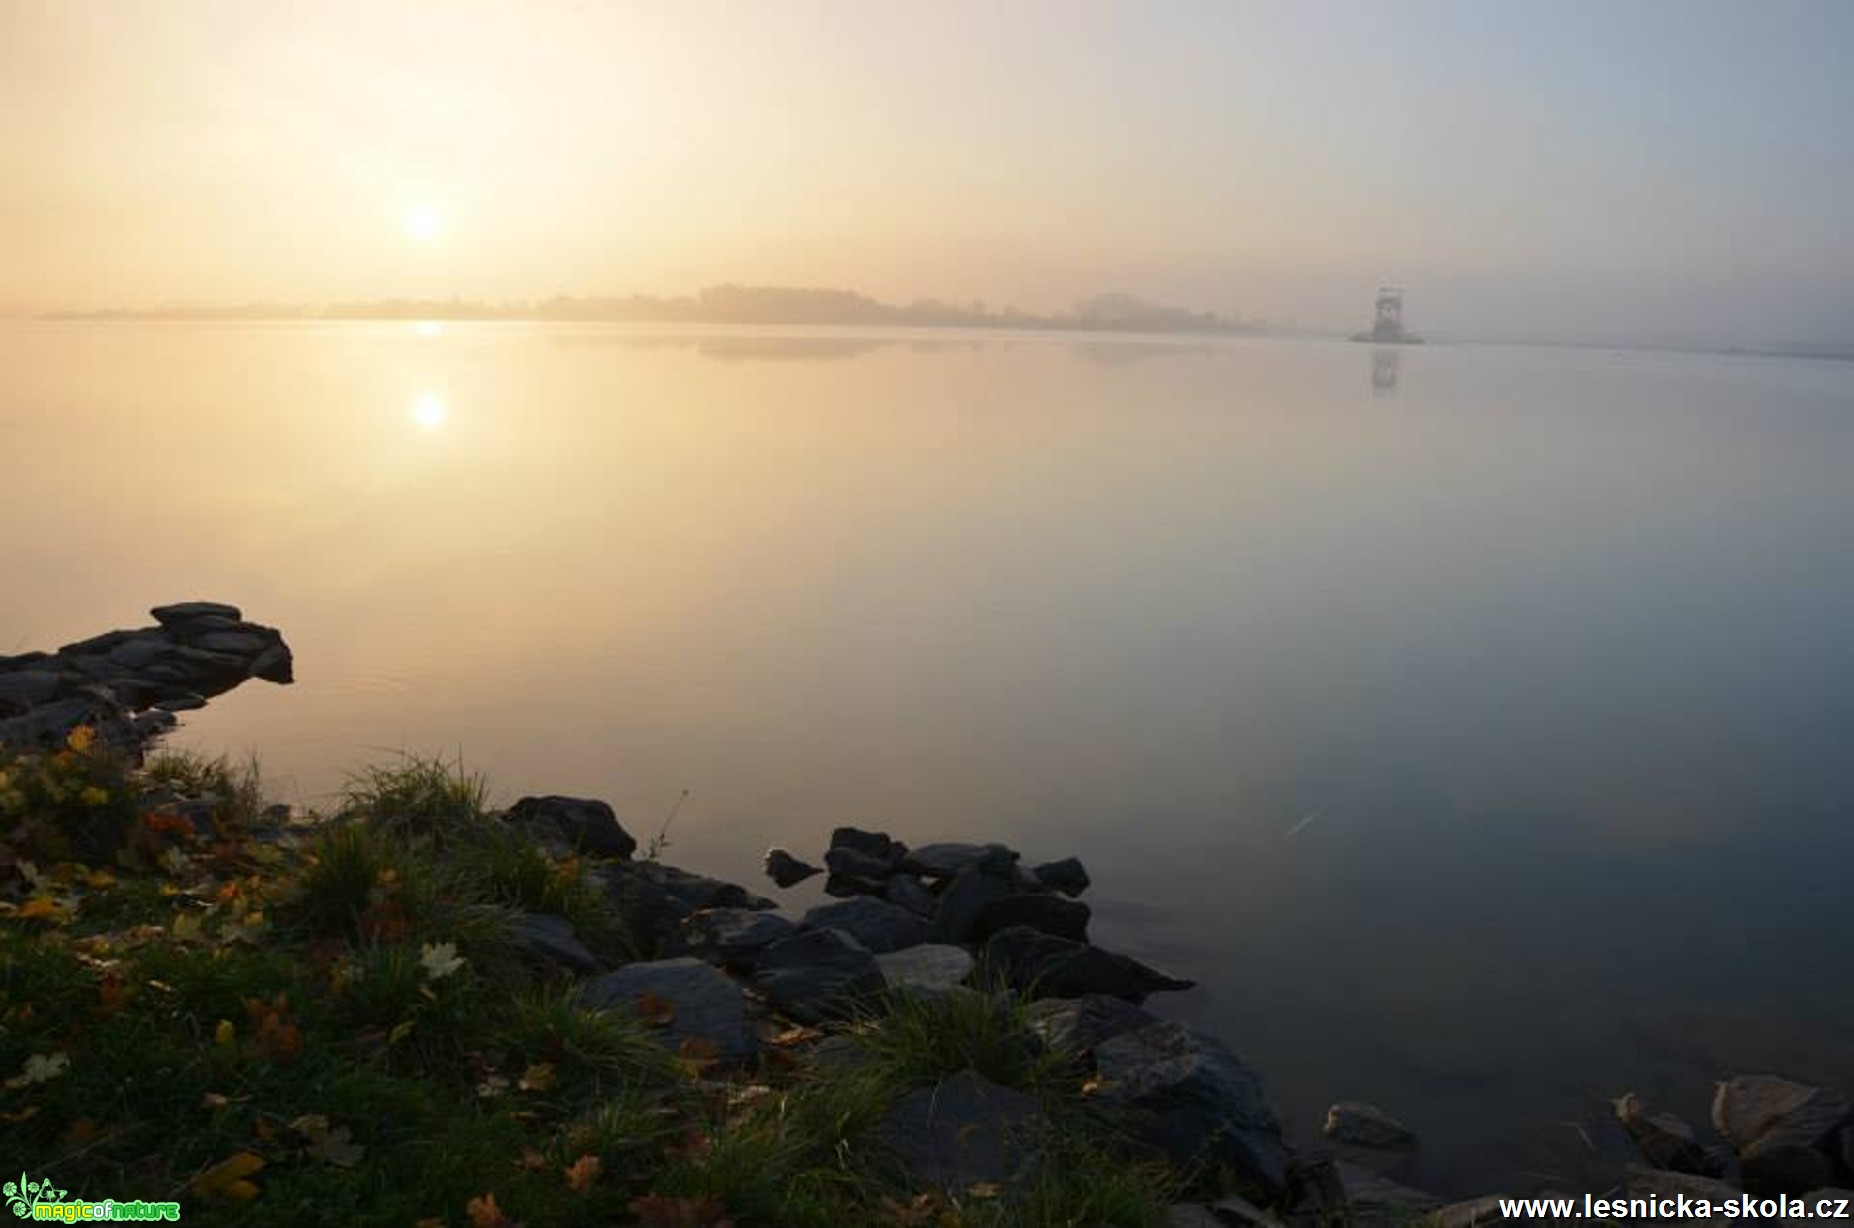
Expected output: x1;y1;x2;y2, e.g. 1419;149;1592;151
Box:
15;896;67;922
191;1151;265;1201
215;1019;236;1047
518;1062;556;1092
80;786;110;806
389;1019;416;1045
66;724;95;753
563;1153;600;1193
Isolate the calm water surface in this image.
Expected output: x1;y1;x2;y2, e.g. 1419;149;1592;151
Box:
6;321;1853;1191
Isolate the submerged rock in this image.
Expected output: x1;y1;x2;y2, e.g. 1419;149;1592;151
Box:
1324;1101;1420;1151
872;1069;1045;1192
1711;1075;1851;1194
983;926;1194;1003
1093;1021;1287;1200
752;927;886;1023
506;795;636;860
581;957;756;1062
1614;1092;1717;1176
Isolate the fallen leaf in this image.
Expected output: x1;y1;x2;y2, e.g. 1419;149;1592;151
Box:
14;896;67;923
215;1019;236;1048
518;1062;555;1092
465;1191;519;1228
5;1052;70;1088
562;1154;600;1193
191;1151;265;1201
515;1146;547;1172
629;1194;735;1228
634;990;676;1027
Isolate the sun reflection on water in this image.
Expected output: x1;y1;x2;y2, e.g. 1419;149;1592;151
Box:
412;390;447;430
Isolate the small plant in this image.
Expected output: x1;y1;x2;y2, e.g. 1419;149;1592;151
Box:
339;751;488;843
644;789;690;862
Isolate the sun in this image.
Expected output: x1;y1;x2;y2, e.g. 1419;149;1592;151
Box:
412;391;447;430
402;203;445;243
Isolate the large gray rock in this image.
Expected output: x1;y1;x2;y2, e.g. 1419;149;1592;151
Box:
1023;994;1159;1055
1324;1101;1419;1151
823;846;898;883
802;897;929;954
674;907;797;971
1030;856;1091;897
983;926;1194;1003
1625;1164;1746;1213
606;861;775;948
829;826;906;866
871;1070;1045;1192
1614;1092;1718;1175
1093;1021;1287;1200
581;957;755;1061
752;927;886;1023
930;863;1015;944
507;795;636;859
882;873;939;918
1711;1075;1851;1195
875;944;975;994
972;893;1091;942
511;912;598;973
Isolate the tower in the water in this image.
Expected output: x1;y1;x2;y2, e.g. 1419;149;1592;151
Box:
1352;287;1423;343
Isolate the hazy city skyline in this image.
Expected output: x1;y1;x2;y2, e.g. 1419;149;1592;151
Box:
4;1;1851;346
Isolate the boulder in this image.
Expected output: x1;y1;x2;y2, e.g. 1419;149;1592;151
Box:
1092;1021;1286;1200
510;912;598;974
904;842;1018;880
506;795;636;859
829;826;906;867
983;926;1194;1003
871;1069;1045;1192
674;907;797;971
882;873;939;918
972;893;1091;942
1614;1092;1719;1175
1712;1075;1851;1194
1023;994;1159;1055
823;872;888;898
1332;1161;1444;1228
1626;1164;1746;1213
823;846;898;882
606;861;774;948
763;847;822;888
1031;856;1091;897
581;957;756;1062
1324;1101;1419;1151
752;928;886;1023
802;897;929;954
930;864;1016;944
875;944;975;995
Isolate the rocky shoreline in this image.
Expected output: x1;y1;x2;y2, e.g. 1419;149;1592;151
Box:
5;606;1853;1225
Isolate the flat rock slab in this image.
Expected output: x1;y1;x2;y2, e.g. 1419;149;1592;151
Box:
984;926;1194;1003
511;912;598;973
581;957;755;1062
1023;994;1159;1055
872;1069;1046;1192
676;907;797;971
1093;1021;1286;1201
875;944;975;994
904;842;1019;880
802;896;928;954
507;795;637;860
752;927;887;1024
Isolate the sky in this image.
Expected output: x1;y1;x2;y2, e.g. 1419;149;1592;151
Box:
2;0;1851;344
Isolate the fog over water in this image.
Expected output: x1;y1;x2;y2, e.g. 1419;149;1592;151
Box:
6;320;1852;1189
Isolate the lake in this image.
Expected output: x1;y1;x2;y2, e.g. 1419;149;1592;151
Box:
6;320;1852;1192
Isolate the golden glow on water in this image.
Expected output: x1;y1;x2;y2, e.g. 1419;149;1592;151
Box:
411;389;447;429
402;204;445;244
415;320;444;337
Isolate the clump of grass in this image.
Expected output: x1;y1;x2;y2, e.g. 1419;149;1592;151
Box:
339;751;488;843
849;988;1062;1094
144;747;266;829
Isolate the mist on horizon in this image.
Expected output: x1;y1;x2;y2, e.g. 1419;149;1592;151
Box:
3;0;1851;347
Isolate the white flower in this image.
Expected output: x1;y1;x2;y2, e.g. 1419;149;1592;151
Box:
419;941;465;981
5;1052;70;1088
